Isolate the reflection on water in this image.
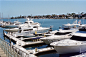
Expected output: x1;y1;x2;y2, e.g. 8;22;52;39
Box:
25;44;48;50
37;51;59;57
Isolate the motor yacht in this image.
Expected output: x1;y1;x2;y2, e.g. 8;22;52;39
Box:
1;20;21;28
40;20;80;45
5;18;40;32
10;25;50;37
50;24;86;54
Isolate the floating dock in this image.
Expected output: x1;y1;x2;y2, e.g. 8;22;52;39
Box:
28;47;55;55
3;32;56;57
4;33;44;46
13;44;37;57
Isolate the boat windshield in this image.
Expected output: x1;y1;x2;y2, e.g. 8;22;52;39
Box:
62;25;78;30
63;27;70;30
24;22;28;24
54;32;71;35
70;36;86;41
79;26;86;31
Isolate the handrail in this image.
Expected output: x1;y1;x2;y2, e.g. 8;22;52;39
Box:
0;38;29;57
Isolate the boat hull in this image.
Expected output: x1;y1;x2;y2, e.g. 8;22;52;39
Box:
4;25;18;28
13;29;49;37
5;28;19;32
41;36;72;45
54;45;86;54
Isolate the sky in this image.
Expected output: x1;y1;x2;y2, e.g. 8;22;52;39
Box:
0;0;86;18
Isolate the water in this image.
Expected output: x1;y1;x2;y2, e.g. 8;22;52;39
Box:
0;18;85;57
25;44;48;50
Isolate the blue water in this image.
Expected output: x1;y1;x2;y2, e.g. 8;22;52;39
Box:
25;45;48;50
0;18;86;57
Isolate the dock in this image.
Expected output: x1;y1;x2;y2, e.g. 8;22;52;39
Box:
3;32;56;57
28;47;55;55
4;33;44;46
13;44;37;57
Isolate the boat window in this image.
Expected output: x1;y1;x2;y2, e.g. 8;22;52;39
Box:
54;32;71;35
33;26;38;28
24;22;28;24
23;29;33;31
15;24;19;25
63;26;71;30
79;26;86;31
30;22;32;23
70;36;86;41
63;28;70;30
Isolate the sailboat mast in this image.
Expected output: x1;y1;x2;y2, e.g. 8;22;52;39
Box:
2;13;3;21
83;19;84;24
8;15;9;22
0;13;1;21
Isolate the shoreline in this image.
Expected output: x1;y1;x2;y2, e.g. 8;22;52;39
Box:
1;18;86;19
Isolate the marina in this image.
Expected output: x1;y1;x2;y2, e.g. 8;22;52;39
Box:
0;19;86;57
0;0;86;57
3;30;56;57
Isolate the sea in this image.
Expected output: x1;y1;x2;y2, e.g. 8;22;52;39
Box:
0;18;85;57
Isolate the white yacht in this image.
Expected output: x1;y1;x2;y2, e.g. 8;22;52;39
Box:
1;20;22;28
5;18;40;32
11;26;49;37
50;24;86;54
40;20;80;45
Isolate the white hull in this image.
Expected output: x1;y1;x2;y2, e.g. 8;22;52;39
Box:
13;28;49;37
3;25;19;28
54;45;86;54
5;27;49;32
5;28;19;32
41;36;71;44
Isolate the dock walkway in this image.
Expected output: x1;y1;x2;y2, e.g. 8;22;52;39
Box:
4;33;44;47
4;32;55;57
13;44;37;57
0;48;7;57
28;47;55;55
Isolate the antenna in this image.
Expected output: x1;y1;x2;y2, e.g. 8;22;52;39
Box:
0;13;1;21
2;13;3;21
83;19;84;24
8;15;9;22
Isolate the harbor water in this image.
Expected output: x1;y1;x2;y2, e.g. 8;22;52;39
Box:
0;18;85;57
